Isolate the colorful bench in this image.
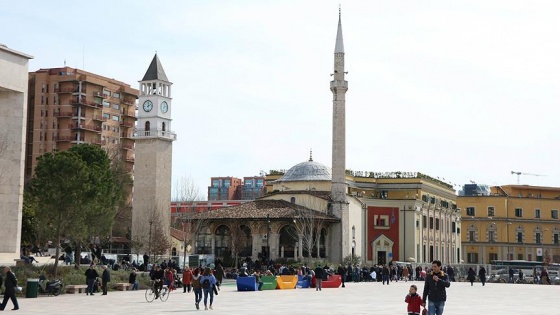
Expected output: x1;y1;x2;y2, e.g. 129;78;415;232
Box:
322;274;342;288
260;276;277;290
276;275;298;289
236;276;258;291
297;275;311;288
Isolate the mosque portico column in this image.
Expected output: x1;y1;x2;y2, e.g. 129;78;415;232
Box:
298;234;303;259
269;232;279;260
211;234;216;256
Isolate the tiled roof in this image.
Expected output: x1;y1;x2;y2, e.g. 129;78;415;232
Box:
170;228;184;240
192;199;339;222
142;54;169;81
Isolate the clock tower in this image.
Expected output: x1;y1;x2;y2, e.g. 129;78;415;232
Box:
131;54;176;249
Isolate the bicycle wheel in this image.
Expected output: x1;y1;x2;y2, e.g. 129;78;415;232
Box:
145;288;155;303
160;287;169;302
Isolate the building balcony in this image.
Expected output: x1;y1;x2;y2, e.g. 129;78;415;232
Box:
93;91;105;98
122;143;134;150
120;121;134;128
55;135;73;142
123;98;135;105
57;87;82;94
93;115;108;122
70;98;103;109
134;129;177;141
68;123;101;133
122;111;136;118
54;111;82;118
125;156;135;163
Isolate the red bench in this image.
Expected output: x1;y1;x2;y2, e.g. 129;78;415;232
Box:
312;274;342;288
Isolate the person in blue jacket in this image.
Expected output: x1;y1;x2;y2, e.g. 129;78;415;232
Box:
199;267;217;310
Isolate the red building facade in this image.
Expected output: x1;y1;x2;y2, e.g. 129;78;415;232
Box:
367;206;400;264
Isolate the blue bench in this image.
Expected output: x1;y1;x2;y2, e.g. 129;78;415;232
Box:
297;275;311;288
236;276;258;291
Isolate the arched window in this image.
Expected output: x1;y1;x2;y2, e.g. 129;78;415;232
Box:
239;225;252;257
516;226;524;243
196;226;211;254
215;225;231;257
290;197;296;204
278;225;297;258
145;121;151;136
162;122;166;132
171;247;177;256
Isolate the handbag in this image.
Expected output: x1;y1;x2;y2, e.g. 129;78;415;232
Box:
422;307;427;315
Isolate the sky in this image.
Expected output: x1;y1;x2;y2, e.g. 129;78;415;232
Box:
2;1;560;197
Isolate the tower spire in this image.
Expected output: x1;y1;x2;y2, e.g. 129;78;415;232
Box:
335;7;344;53
309;148;313;162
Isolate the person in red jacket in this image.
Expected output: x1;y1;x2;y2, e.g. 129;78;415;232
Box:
182;267;193;293
405;284;424;315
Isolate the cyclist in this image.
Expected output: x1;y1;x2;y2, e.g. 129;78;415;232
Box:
150;265;164;298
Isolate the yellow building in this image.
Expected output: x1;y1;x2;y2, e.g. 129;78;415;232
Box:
459;185;560;264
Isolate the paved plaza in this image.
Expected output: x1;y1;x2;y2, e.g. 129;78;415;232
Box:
7;279;558;314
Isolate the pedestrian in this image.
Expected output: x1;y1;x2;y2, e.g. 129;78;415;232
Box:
0;266;19;311
182;267;193;293
314;265;324;291
101;265;111;295
129;269;139;290
85;264;99;295
422;260;450;315
164;267;174;291
200;267;217;310
192;268;203;310
478;266;486;286
405;284;424;315
509;267;515;283
214;263;224;290
337;264;346;287
382;265;390;285
402;266;410;282
467;267;475;286
541;268;549;285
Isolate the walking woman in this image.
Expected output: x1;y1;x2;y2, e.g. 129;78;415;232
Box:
199;267;217;310
467;267;476;286
192;268;203;310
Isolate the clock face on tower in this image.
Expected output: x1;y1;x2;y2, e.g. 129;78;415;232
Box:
161;101;169;113
143;100;153;112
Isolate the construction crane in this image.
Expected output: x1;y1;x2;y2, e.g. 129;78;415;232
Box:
510;171;546;185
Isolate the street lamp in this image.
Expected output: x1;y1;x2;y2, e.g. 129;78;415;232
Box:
266;214;270;261
352;225;356;261
352;240;356;262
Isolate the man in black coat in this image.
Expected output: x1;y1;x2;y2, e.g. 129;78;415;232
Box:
422;260;450;315
85;264;99;295
314;265;324;291
337;264;346;288
0;266;19;311
101;265;111;295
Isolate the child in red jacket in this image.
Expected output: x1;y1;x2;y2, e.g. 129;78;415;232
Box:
405;284;424;315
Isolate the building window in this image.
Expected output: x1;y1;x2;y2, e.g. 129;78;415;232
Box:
467;253;479;263
469;230;475;242
381;191;388;199
422;215;427;227
452;222;456;233
554;234;559;244
113;92;120;98
103;113;110;119
535;209;541;218
466;207;475;216
112;115;119;121
103;101;110;108
113;104;119;110
429;217;434;229
515;208;523;217
517;232;523;243
487;206;495;217
436;218;440;230
536;233;542;244
488;230;495;242
489;253;498;261
290;197;295;204
552;210;559;219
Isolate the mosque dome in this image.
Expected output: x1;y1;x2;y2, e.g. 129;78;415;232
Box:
277;158;332;182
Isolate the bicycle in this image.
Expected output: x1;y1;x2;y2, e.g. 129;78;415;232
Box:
145;281;169;303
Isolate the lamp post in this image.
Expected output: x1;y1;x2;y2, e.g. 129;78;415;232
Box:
506;221;512;260
266;214;270;262
352;225;356;262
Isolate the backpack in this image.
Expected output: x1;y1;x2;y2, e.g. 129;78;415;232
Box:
202;278;210;289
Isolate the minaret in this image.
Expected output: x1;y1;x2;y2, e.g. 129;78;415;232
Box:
330;9;349;263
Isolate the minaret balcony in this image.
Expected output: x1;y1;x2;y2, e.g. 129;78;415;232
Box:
330;80;348;90
134;128;177;141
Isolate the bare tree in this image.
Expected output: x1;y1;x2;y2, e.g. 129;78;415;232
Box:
173;175;209;268
147;206;171;262
291;200;326;259
228;225;249;268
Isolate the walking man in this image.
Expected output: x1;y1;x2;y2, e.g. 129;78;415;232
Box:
85;264;99;295
314;265;324;291
422;260;450;315
0;266;19;311
101;265;111;295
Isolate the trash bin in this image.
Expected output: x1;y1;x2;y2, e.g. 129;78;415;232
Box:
26;278;39;298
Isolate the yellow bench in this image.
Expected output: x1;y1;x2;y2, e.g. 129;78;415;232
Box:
276;275;297;289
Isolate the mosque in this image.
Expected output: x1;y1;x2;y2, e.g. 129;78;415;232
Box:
180;11;462;266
